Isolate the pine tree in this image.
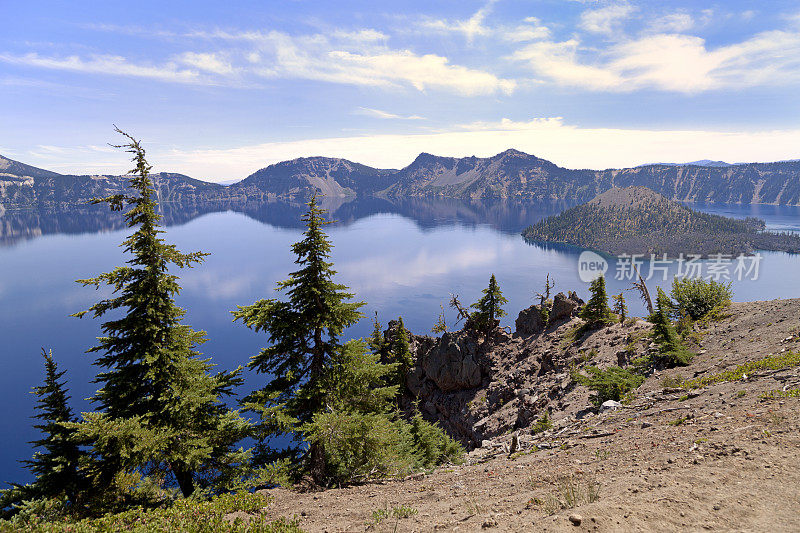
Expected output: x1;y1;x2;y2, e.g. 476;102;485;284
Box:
233;195;365;483
580;275;614;328
368;312;385;355
1;350;86;515
387;317;414;389
470;274;508;333
649;288;694;367
72;129;248;498
612;292;628;322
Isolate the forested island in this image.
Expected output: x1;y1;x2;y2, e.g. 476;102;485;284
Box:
522;186;800;257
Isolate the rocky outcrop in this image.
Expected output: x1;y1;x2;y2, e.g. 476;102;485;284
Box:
515;305;547;337
403;299;656;448
417;331;483;392
551;291;584;323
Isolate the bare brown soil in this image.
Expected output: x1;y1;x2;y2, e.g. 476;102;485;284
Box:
256;299;800;532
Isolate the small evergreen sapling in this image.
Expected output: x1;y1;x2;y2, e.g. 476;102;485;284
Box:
650;288;694;367
612;292;627;322
387;317;414;388
580;276;614;328
368;312;385;355
431;305;447;334
470;274;508;333
1;350;86;516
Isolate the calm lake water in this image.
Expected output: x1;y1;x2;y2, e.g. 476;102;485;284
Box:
2;198;800;484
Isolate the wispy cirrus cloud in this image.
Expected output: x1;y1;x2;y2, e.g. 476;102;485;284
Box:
419;0;499;42
418;1;549;43
355;107;425;120
579;3;636;36
177;52;234;74
19;25;515;96
0;52;205;84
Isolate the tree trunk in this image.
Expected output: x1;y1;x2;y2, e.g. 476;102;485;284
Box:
308;326;327;484
172;462;195;497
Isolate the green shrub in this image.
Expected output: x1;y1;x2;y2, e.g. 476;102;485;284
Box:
305;411;416;484
304;409;463;485
685;351;800;389
572;366;645;405
760;388;800;399
670;278;733;320
0;492;301;533
408;411;464;469
531;412;553;434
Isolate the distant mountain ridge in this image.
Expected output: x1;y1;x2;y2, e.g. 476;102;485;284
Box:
2;149;800;208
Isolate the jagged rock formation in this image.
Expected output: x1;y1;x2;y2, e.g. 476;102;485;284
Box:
4;149;800;207
398;294;595;447
551;291;584;322
514;305;547;337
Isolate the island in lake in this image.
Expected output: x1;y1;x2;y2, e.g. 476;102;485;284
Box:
522;186;800;257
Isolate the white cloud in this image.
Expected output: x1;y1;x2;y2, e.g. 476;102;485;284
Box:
579;4;635;35
4;26;512;96
511;39;624;90
421;0;499;42
355;107;425;120
143;118;800;181
512;30;800;93
420;3;550;43
0;52;202;83
648;12;695;33
330;29;388;43
192;28;514;95
177;52;233;74
248;31;515;95
500;21;551;42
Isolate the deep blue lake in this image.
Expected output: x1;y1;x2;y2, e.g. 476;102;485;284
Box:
2;198;800;485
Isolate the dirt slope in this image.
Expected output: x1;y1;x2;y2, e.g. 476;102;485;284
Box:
255;299;800;532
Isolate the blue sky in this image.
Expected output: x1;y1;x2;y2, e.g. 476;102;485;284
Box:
2;0;800;181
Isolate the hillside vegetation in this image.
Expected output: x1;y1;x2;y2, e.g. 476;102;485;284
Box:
522;186;800;256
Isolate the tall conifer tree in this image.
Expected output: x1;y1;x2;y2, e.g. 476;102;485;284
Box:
233;195;365;483
73;129;248;498
470;274;508;332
